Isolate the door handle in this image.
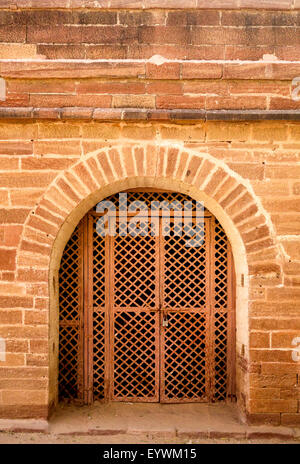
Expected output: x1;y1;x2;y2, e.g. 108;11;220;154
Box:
156;304;168;327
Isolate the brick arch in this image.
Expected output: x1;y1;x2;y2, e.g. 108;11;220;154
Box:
17;142;281;417
19;142;277;272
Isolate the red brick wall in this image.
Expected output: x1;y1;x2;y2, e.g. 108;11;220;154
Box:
0;7;299;60
0;60;299;113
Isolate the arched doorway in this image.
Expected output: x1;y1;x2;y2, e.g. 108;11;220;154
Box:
58;189;236;405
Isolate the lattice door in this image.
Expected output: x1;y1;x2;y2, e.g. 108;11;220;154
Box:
58;190;235;404
160;216;209;402
58;222;84;402
111;215;160;401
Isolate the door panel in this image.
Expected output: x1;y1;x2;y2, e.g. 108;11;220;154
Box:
58;223;84;402
163;217;208;311
160;311;207;402
113;310;159;401
91;214;106;401
160;216;210;402
111;218;160;401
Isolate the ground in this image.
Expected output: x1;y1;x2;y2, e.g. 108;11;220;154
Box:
0;432;299;444
0;403;299;444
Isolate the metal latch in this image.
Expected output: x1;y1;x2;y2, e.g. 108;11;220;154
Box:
162;314;168;327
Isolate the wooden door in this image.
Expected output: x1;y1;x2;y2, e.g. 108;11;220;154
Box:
159;215;209;402
110;215;160;402
58;191;235;404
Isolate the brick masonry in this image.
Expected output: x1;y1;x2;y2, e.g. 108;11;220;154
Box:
0;2;299;427
0;8;299;60
0;60;299;113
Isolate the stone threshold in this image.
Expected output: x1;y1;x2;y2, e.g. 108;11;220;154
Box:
0;419;298;441
0;403;299;440
0;107;300;122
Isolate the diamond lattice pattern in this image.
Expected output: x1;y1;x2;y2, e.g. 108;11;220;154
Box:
59;226;80;321
162;312;207;401
113;311;158;400
213;220;229;401
58;192;232;404
93;225;105;308
113;222;157;308
58;224;81;400
164;219;207;309
93;310;106;399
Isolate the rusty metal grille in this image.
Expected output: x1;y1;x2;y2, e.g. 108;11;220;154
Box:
111;215;159;400
213;220;230;401
92;223;106;400
215;220;228;310
113;224;157;308
160;217;208;402
58;224;82;401
59;225;81;322
106;191;200;210
93;311;105;400
163;218;207;310
161;312;207;402
92;224;106;309
113;311;159;401
58;190;235;404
